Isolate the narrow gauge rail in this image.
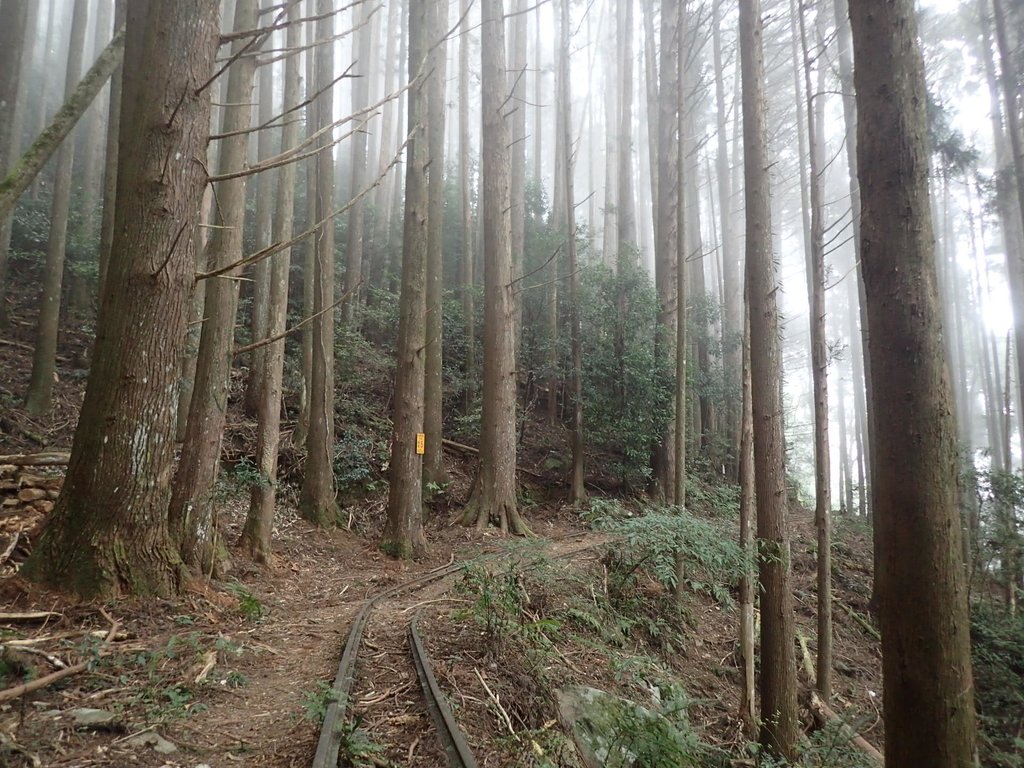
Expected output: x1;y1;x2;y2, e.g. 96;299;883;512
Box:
311;533;602;768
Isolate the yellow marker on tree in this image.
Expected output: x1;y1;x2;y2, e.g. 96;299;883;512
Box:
415;433;425;455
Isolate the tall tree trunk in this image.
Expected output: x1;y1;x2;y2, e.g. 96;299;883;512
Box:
739;0;798;758
342;0;375;325
296;8;316;446
0;0;31;329
738;296;756;732
833;0;877;579
383;0;432;559
509;0;527;363
458;0;529;535
97;0;125;304
458;0;475;416
299;0;341;525
244;19;279;418
558;0;585;504
674;24;688;512
169;0;258;575
23;0;218;598
987;0;1024;461
616;0;636;254
653;0;679;504
799;1;832;702
601;9;618;271
849;1;977;763
369;0;401;280
713;0;740;479
25;0;90;417
423;0;450;492
69;0;115;317
240;0;301;563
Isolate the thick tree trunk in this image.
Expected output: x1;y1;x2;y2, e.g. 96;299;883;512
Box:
739;0;798;758
25;0;90;417
169;0;258;576
240;0;301;563
382;0;432;559
459;0;530;535
423;0;450;493
22;0;218;598
849;1;977;764
299;0;341;525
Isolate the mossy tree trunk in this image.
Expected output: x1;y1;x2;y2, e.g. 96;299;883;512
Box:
23;0;219;599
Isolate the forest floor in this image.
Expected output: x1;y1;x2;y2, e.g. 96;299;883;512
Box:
1;294;887;768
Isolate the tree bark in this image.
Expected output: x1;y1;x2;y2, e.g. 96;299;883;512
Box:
240;0;301;563
341;0;374;325
382;0;432;559
849;1;978;764
713;0;740;480
458;0;475;417
616;0;636;254
0;0;31;329
458;0;529;535
738;297;756;732
423;0;450;493
22;0;218;598
653;0;679;505
558;0;585;504
798;1;832;702
739;0;798;758
24;0;90;417
97;0;126;304
243;13;279;418
168;0;258;576
299;0;341;526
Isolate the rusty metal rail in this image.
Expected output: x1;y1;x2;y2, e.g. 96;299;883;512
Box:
410;610;479;768
312;533;604;768
311;558;464;768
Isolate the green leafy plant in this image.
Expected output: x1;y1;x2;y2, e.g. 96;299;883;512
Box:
300;681;340;724
226;581;265;622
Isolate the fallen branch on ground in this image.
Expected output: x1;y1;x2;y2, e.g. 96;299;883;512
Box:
0;618;120;704
0;453;70;467
836;599;881;641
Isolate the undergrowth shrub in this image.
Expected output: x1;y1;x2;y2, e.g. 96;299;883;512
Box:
972;603;1024;767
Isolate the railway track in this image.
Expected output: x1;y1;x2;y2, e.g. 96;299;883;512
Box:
311;533;603;768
